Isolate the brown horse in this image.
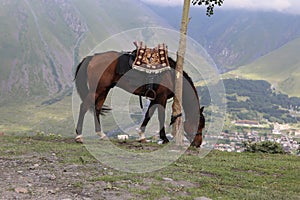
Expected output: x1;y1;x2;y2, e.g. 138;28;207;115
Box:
74;50;205;147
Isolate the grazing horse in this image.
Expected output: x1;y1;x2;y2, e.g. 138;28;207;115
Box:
74;50;205;147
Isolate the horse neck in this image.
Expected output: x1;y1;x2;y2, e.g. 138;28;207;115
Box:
168;58;200;122
182;73;200;122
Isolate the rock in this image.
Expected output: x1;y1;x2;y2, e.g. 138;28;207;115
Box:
105;182;113;190
15;187;28;194
48;189;56;194
162;177;173;181
45;174;56;180
157;140;164;145
50;174;56;180
107;172;114;176
29;163;40;170
117;134;129;141
166;133;174;140
194;197;212;200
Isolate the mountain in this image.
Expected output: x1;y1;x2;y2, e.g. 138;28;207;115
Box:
2;2;300;101
225;37;300;97
1;1;300;134
148;6;300;72
0;0;169;103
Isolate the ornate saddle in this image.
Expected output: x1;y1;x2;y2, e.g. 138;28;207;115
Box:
132;41;171;74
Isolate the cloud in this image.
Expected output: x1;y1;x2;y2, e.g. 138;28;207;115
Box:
140;0;300;14
222;0;290;12
141;0;183;6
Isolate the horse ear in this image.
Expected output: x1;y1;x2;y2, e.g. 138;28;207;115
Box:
200;106;204;113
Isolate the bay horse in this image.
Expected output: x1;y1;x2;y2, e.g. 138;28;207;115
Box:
74;50;205;147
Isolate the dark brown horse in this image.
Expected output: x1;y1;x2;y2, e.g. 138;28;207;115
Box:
74;50;205;147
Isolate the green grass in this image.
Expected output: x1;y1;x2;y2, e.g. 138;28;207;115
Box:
1;134;299;199
0;96;74;135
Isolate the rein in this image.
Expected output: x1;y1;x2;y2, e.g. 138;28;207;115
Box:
170;113;183;125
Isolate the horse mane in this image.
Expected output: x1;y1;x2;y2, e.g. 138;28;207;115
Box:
167;57;196;94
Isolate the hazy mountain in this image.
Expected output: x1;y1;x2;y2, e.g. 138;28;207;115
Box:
2;1;300;102
0;0;168;103
148;6;300;72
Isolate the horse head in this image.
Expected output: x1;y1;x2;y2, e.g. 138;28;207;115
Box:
184;106;205;148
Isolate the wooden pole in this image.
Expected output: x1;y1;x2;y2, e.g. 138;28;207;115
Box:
172;0;191;145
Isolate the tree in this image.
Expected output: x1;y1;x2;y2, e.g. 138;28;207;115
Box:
172;0;224;145
192;0;225;16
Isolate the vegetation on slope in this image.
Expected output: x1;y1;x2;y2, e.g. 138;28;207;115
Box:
198;79;300;123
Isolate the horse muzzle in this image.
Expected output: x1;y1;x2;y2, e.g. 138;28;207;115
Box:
191;133;203;148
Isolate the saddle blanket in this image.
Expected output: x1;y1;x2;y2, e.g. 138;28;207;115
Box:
133;42;171;74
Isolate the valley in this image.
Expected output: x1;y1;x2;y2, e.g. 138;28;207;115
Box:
1;2;300;199
0;0;299;150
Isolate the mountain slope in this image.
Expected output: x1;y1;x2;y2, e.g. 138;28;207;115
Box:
0;0;169;103
226;37;300;97
148;7;300;72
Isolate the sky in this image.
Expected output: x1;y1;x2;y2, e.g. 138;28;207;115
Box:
141;0;300;14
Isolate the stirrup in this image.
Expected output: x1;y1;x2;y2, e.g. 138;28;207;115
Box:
145;89;156;100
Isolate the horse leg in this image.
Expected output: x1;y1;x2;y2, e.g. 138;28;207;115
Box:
94;89;109;140
191;133;202;148
75;93;94;143
93;109;107;140
137;100;156;142
157;98;169;144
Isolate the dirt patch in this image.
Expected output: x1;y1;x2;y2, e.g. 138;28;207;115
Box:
1;135;299;199
0;152;140;200
0;136;201;200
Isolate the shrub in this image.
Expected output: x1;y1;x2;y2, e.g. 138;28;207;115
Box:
243;141;285;154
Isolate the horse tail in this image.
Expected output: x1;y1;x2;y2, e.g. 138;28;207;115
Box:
74;56;93;101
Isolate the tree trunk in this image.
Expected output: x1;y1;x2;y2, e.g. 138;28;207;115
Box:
172;0;191;145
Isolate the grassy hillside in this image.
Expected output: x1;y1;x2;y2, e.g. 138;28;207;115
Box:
0;134;299;199
0;0;77;99
0;96;74;135
0;0;168;103
197;79;300;127
226;37;300;97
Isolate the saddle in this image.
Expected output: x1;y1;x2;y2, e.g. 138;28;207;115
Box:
132;42;171;74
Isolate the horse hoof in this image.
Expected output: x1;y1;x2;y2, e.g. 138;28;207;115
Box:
96;132;109;141
137;138;147;143
191;142;201;148
75;135;83;143
162;139;169;144
99;135;109;141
